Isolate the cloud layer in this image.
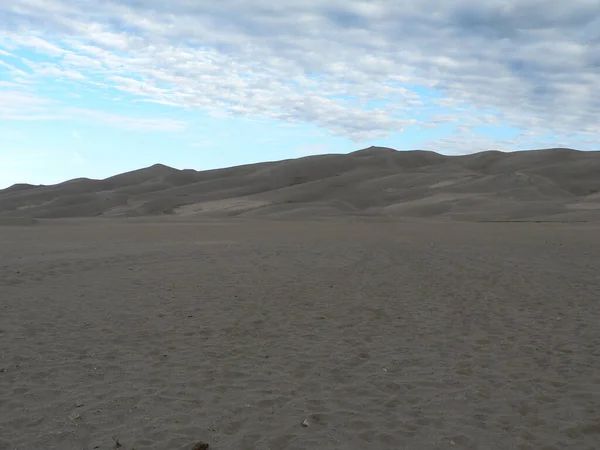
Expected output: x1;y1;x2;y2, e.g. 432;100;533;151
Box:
1;0;599;144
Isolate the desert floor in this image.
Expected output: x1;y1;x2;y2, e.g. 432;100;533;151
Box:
1;218;600;449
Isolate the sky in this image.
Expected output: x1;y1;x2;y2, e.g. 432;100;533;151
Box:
1;0;599;188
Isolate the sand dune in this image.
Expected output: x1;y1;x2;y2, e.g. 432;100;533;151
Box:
1;147;599;221
4;146;600;448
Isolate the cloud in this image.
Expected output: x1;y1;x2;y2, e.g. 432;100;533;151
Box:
0;89;186;131
0;59;30;77
1;34;68;56
23;60;86;80
0;0;599;145
0;90;59;120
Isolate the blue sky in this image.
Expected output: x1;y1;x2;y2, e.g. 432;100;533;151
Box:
1;1;599;188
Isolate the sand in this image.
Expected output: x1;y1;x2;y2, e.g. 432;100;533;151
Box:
2;218;600;449
0;218;37;226
2;147;600;222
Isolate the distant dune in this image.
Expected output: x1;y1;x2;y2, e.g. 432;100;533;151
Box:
2;147;600;221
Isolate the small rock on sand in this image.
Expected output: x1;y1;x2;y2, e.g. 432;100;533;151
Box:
192;442;209;450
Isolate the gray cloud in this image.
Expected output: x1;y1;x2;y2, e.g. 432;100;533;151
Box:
1;0;599;146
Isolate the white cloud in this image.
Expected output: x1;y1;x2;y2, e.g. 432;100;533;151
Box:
25;61;86;80
0;60;29;77
0;0;599;145
2;34;68;56
0;89;187;131
0;90;57;119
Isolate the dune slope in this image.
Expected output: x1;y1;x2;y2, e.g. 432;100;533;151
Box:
1;147;599;221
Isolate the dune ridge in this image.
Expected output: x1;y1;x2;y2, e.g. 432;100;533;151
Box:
2;147;600;221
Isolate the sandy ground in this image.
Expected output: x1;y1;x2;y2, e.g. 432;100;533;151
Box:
2;218;600;449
